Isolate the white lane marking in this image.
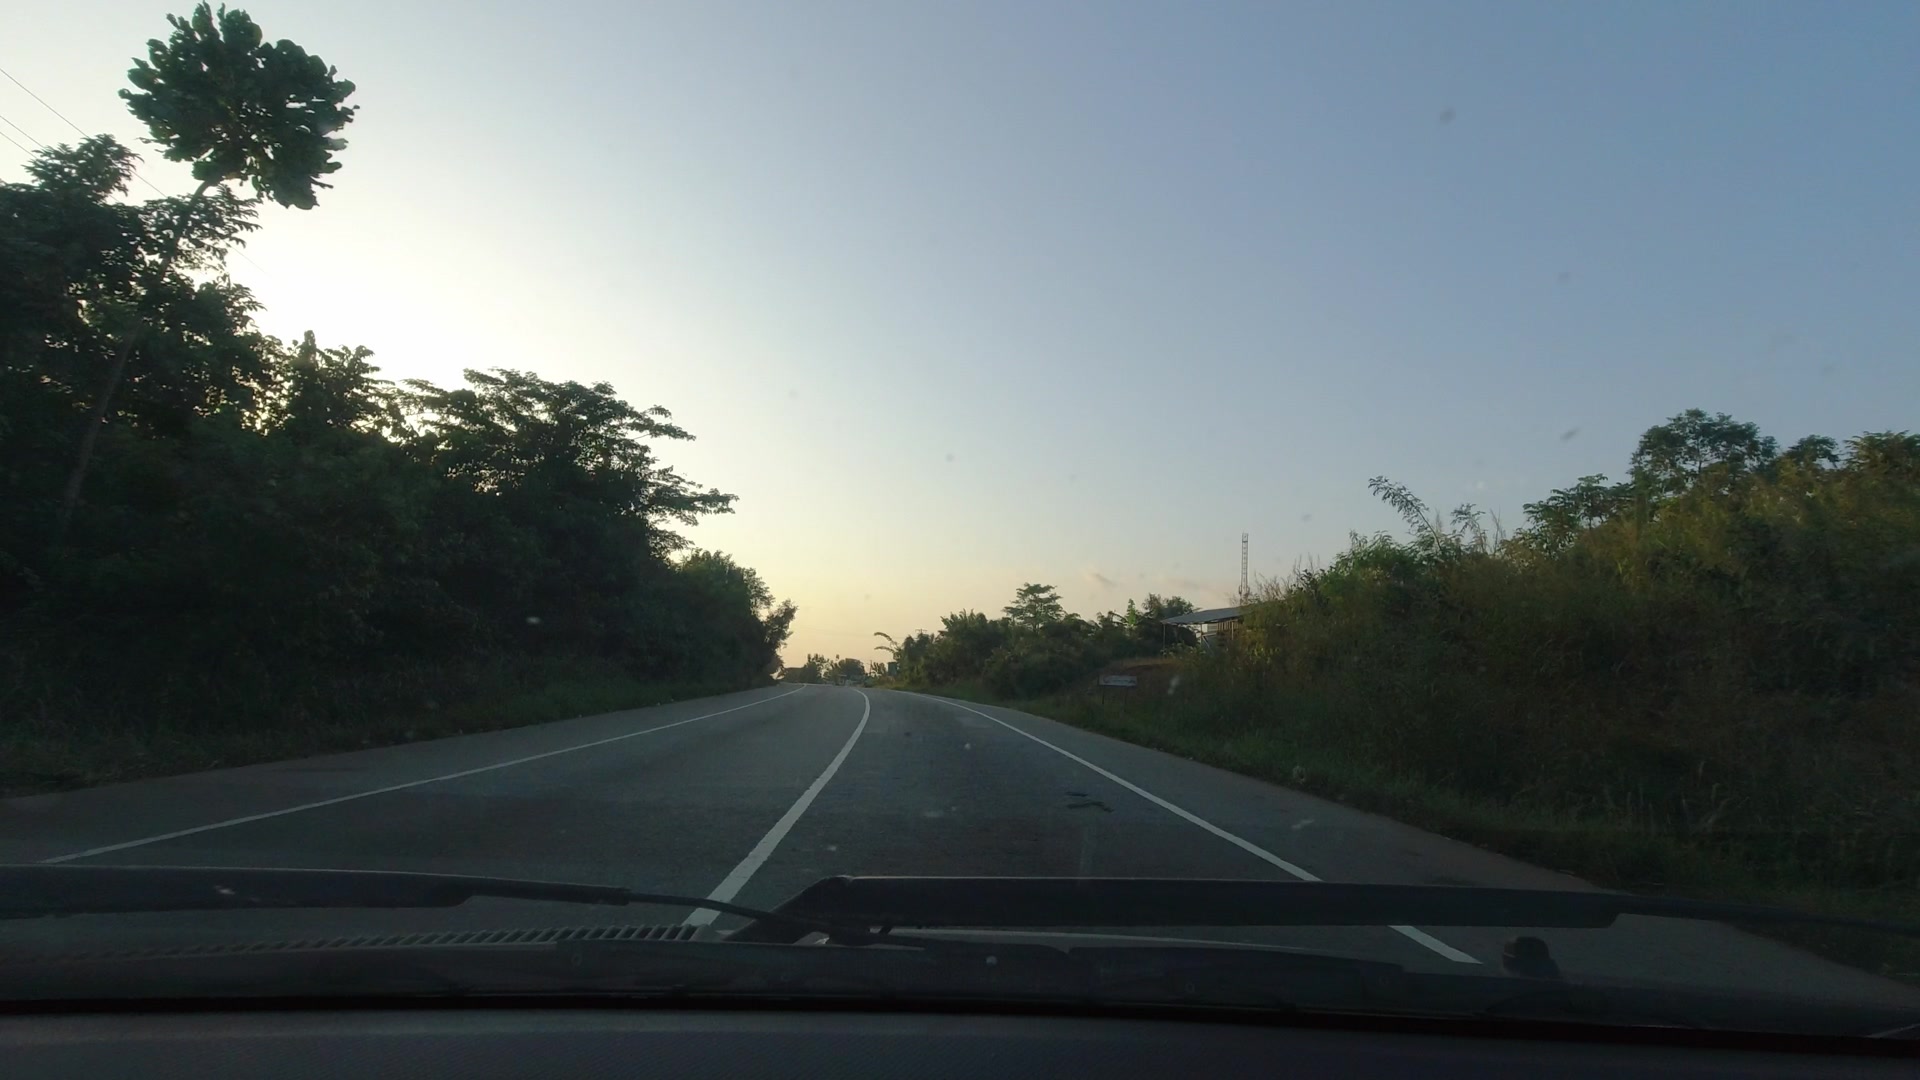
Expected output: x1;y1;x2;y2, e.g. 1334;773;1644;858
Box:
42;689;805;865
1388;924;1480;963
925;694;1481;965
684;689;871;926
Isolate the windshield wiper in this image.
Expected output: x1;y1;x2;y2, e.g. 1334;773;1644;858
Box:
0;865;858;941
728;876;1920;944
18;867;1916;957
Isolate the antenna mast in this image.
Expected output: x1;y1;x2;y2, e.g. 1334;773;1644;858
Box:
1239;533;1249;603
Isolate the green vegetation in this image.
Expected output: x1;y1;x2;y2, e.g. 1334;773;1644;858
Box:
1;660;744;795
795;655;858;684
1213;412;1920;904
879;587;1197;699
0;5;794;795
901;410;1920;970
779;654;873;685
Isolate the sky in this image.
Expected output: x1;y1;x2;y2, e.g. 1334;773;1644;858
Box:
4;1;1917;666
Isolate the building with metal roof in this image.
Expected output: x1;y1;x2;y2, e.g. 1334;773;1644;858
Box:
1162;606;1242;626
1162;605;1243;648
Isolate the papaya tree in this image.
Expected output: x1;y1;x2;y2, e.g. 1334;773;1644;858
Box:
55;2;357;540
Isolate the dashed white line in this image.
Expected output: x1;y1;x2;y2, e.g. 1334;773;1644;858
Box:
926;694;1481;965
684;689;870;926
41;688;805;865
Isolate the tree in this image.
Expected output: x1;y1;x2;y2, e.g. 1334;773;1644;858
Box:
1004;583;1065;630
1782;435;1840;470
1129;593;1197;651
55;2;358;541
782;654;847;683
2;137;264;426
269;331;400;443
1522;474;1630;553
922;609;1009;683
402;369;734;553
1141;593;1195;621
124;4;358;209
1;137;144;383
3;139;149;562
883;585;1201;693
2;9;794;762
1842;432;1920;478
887;630;935;682
1628;409;1777;498
783;655;826;683
384;369;739;660
675;550;797;682
759;602;799;673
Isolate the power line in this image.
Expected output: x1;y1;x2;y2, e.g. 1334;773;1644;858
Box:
0;107;46;148
0;126;29;155
0;59;270;278
1;60;166;197
0;62;91;138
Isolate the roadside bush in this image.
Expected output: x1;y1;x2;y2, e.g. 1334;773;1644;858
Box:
1206;417;1920;894
982;640;1093;699
886;587;1198;696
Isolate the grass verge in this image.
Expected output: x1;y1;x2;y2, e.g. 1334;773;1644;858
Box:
1;659;756;798
906;679;1920;984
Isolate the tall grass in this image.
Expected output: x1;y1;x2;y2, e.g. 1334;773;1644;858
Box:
996;430;1920;971
1207;448;1920;892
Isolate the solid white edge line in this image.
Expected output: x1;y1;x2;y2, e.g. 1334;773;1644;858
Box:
918;692;1481;966
41;688;806;865
684;689;871;926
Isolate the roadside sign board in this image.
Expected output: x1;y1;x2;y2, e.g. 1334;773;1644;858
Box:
1097;674;1139;688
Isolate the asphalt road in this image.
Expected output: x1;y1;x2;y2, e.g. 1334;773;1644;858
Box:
1;685;1912;1007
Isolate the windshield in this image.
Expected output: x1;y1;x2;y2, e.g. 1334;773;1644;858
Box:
2;0;1917;1041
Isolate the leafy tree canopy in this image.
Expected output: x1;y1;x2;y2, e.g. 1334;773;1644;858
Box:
2;22;792;740
123;2;358;208
1629;408;1778;497
1004;583;1065;629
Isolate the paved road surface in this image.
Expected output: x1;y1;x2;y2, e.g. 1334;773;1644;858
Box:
2;685;1911;1007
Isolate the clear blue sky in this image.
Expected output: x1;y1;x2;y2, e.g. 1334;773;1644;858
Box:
5;1;1917;663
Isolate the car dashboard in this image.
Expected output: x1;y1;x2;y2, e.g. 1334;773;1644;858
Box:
5;1004;1912;1078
